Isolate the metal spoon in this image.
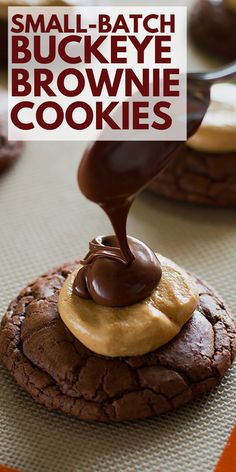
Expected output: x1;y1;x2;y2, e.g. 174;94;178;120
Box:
189;60;236;83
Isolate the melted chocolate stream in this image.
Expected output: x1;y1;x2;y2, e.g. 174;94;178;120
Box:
73;77;211;307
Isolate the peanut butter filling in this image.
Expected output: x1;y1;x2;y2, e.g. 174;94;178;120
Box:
58;254;199;357
187;83;236;153
224;0;236;13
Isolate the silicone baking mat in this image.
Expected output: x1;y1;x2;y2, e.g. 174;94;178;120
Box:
0;1;235;471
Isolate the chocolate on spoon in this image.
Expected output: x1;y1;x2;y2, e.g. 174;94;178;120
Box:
74;62;236;307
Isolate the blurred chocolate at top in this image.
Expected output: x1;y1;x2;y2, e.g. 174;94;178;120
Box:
189;0;236;61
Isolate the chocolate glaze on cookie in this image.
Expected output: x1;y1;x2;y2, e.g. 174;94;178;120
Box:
74;78;211;306
0;262;235;422
73;236;162;307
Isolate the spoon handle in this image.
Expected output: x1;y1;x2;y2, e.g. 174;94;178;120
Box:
189;61;236;83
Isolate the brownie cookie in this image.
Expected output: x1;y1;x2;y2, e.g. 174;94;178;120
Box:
149;81;236;207
0;261;235;422
148;145;236;207
0;88;24;174
189;0;236;61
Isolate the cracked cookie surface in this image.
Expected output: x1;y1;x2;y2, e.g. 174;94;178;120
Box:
149;145;236;207
0;261;235;422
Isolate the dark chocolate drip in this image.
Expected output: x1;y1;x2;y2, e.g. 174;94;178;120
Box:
73;235;162;307
73;77;211;307
81;236;127;265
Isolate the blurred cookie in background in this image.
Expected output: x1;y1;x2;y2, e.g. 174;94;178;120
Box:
149;83;236;207
0;87;24;174
189;0;236;61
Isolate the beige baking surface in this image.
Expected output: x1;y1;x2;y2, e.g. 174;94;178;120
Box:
0;1;235;471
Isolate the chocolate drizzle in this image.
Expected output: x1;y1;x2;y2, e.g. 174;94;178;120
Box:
73;235;162;307
81;236;127;265
73;77;211;307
